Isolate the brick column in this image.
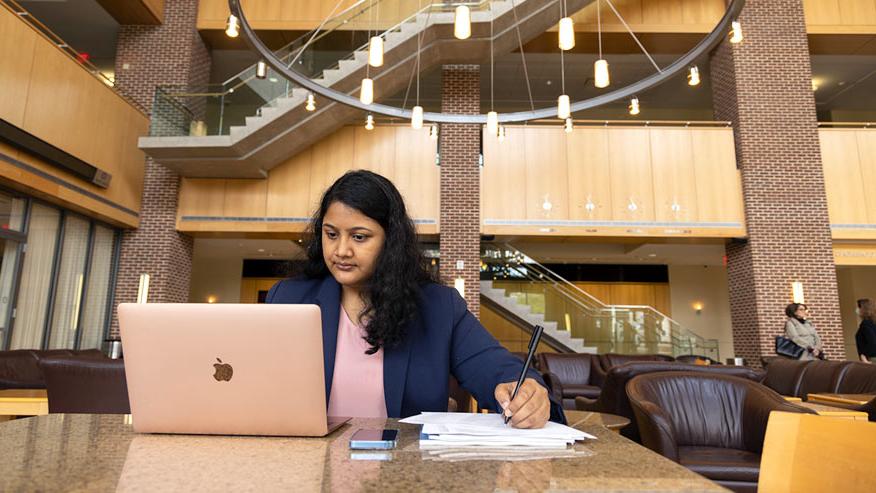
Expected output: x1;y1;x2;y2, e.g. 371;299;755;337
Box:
439;65;481;318
710;0;842;363
109;0;211;335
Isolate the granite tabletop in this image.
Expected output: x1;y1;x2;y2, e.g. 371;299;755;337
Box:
0;414;727;492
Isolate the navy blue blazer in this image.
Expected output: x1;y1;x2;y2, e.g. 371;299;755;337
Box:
266;275;565;423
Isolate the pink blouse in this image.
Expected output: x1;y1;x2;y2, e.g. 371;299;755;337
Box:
326;307;387;418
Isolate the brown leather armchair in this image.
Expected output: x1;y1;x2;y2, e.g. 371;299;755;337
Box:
0;349;107;390
537;353;601;409
575;361;765;442
797;360;853;399
825;362;876;421
593;353;675;385
627;372;815;493
39;356;130;414
761;358;810;397
675;354;722;365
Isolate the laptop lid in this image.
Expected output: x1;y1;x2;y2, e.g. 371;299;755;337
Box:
119;303;342;437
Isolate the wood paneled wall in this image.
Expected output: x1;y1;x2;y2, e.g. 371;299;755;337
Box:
0;5;147;227
820;128;876;240
804;0;876;33
493;280;672;317
177;125;439;235
480;304;559;354
481;126;746;238
197;0;419;31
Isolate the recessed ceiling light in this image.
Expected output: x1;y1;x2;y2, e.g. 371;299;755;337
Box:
257;248;265;252
648;253;657;257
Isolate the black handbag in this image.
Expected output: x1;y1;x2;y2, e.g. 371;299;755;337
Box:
775;336;804;359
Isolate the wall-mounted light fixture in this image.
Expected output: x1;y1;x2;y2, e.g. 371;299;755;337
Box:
792;282;805;303
692;301;704;315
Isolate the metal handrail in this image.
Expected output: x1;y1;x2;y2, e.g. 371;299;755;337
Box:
486;243;718;348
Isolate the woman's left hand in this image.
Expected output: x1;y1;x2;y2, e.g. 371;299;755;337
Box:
494;378;550;429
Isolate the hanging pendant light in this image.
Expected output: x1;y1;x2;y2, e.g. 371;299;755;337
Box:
594;59;610;88
360;78;374;105
730;21;743;44
486;111;499;137
430;124;438;140
225;14;240;38
498;125;506;142
255;61;267;79
305;94;316;111
368;36;384;67
365;114;375;130
557;95;571;119
558;17;575;51
454;5;471;39
411;106;424;129
629;97;640;115
688;66;700;86
564;117;573;133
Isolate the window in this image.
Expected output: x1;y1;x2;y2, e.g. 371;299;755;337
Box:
1;190;120;350
10;204;60;349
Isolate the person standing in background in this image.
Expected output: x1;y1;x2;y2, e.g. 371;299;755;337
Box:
784;303;824;360
855;299;876;363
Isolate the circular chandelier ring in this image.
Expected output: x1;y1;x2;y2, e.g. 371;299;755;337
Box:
230;0;745;124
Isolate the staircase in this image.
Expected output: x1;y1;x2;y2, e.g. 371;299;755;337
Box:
481;280;597;353
481;244;721;358
139;0;595;178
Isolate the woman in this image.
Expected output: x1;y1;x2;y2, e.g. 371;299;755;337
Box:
266;170;562;428
855;299;876;363
783;303;824;360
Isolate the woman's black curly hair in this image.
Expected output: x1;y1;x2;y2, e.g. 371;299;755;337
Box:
304;170;434;354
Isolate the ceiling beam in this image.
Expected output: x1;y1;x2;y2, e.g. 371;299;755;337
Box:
95;0;164;25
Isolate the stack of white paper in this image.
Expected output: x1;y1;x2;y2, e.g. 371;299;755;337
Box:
399;412;595;461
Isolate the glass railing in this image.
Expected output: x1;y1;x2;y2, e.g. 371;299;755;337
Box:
482;244;719;359
149;0;503;137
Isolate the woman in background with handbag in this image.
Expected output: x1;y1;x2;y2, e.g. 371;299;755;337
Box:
783;303;824;360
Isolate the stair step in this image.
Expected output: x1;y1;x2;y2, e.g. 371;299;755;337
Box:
321;68;342;85
338;58;361;75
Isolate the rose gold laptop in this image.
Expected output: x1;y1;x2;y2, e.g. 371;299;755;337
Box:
118;303;349;436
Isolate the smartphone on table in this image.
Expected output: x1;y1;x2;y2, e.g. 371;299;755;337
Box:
349;429;399;450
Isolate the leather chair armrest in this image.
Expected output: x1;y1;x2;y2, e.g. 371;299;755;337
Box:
574;395;599;411
631;399;679;462
541;371;564;404
742;387;817;453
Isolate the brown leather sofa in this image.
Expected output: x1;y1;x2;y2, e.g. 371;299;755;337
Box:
0;349;104;390
39;356;130;414
576;361;765;442
818;362;876;420
627;372;815;493
537;353;602;409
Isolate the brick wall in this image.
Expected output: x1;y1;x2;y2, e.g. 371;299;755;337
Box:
110;0;210;336
439;65;482;318
710;0;843;364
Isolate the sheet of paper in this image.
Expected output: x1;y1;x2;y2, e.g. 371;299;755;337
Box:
400;412;595;441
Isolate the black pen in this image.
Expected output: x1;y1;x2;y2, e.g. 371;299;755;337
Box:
504;325;544;425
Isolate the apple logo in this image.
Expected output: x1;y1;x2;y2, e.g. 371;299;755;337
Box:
213;358;233;382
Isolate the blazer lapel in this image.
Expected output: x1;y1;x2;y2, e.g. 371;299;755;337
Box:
314;276;341;406
383;319;414;418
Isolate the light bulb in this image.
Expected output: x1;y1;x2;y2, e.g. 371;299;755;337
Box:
305;94;315;111
454;5;471;40
256;61;267;79
558;17;575;51
486;111;499;136
498;125;506;142
360;78;374;105
629;97;640;115
368;36;384;67
557;94;570;119
225;14;240;38
730;21;743;44
365;114;374;130
594;59;610;88
564;117;573;133
411;106;424;129
688;66;700;86
429;124;438;140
